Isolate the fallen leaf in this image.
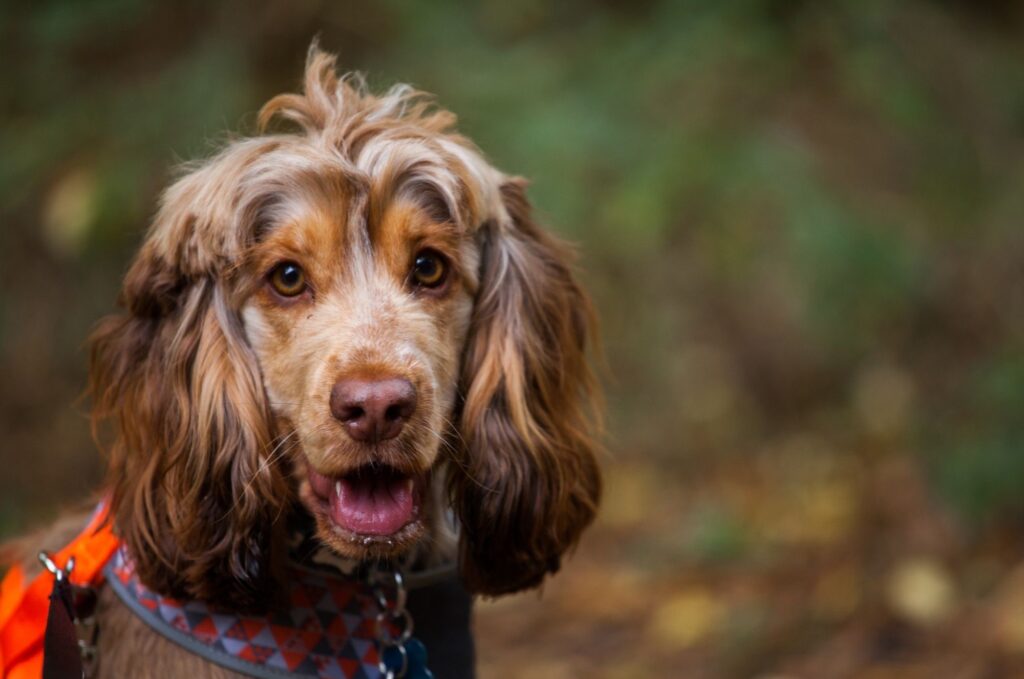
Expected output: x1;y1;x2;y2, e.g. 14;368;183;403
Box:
648;587;724;649
43;167;98;257
885;557;956;626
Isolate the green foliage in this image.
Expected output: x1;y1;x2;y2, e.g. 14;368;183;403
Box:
934;350;1024;525
685;502;751;563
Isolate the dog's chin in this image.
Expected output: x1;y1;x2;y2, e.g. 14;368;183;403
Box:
299;462;429;560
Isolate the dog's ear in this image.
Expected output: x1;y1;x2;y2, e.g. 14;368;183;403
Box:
451;178;602;596
89;151;287;612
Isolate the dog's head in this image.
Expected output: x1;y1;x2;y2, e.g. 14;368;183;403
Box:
89;48;600;611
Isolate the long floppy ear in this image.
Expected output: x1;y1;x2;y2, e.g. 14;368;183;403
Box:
88;152;288;612
451;178;602;595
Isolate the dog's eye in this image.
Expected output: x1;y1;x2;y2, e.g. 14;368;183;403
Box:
269;262;307;297
411;251;447;289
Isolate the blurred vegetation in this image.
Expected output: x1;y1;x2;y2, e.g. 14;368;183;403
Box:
2;0;1024;676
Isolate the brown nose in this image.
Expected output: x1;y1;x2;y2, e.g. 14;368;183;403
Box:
330;377;417;443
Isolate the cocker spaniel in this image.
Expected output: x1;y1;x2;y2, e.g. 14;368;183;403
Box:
2;46;600;677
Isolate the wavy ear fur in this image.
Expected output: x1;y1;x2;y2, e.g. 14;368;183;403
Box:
89;153;287;613
451;178;601;596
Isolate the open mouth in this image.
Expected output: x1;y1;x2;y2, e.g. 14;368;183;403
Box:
307;465;421;536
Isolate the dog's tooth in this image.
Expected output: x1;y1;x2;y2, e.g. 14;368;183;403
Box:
335;481;342;498
402;478;414;494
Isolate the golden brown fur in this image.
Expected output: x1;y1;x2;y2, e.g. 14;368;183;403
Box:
95;585;246;678
13;45;600;672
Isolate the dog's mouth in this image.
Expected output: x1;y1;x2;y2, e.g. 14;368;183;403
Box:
307;465;422;536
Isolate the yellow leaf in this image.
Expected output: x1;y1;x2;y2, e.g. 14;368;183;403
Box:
43;167;98;257
648;588;723;648
885;557;956;626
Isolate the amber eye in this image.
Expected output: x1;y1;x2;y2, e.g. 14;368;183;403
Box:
411;251;447;288
268;262;307;297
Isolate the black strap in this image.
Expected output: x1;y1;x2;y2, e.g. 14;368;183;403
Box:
406;576;476;678
43;577;82;679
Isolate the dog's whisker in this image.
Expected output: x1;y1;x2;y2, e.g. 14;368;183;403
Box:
421;422;460;460
218;429;303;524
438;413;469;449
422;422;497;494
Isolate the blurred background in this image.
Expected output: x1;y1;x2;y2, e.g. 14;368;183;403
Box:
2;0;1024;676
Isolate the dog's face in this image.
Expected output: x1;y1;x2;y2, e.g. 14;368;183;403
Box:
240;166;479;558
89;49;600;612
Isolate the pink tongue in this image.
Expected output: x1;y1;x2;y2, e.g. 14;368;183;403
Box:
329;474;414;535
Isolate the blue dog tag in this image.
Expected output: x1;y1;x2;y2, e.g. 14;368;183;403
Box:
381;636;433;679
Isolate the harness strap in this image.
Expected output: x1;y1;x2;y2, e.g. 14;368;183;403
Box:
0;504;118;678
42;574;81;679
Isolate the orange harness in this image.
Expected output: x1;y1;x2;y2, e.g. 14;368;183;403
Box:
0;505;119;679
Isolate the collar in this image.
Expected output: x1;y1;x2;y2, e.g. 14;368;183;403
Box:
104;542;458;678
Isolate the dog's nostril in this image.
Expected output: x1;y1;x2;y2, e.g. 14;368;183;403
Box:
340;405;365;422
330;376;417;443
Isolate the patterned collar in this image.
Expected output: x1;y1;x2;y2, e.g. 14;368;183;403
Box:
104;524;456;678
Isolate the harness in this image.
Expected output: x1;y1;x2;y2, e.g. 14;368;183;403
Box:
1;505;472;679
0;504;116;679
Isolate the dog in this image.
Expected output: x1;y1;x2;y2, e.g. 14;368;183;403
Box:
0;46;600;678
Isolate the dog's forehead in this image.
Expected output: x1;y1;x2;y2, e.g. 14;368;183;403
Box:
247;147;473;284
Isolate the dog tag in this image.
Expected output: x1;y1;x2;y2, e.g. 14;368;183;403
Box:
381;636;433;679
